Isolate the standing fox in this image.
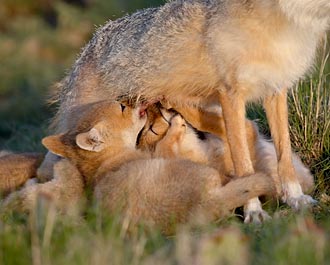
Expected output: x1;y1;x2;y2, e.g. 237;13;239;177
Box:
44;0;329;222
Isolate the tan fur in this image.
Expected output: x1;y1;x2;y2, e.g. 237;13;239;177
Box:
42;1;328;222
1;101;276;234
1;159;84;217
1;99;314;226
157;100;315;222
136;104;173;152
0;152;43;195
169;99;314;193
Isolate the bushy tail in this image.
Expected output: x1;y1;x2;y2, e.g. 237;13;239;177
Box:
205;173;276;218
0;152;44;194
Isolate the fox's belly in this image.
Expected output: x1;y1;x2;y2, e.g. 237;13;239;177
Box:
235;52;315;101
235;62;302;101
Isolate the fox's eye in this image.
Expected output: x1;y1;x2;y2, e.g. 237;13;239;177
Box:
120;104;126;112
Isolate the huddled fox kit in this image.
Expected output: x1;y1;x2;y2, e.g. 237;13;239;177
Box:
1;100;314;232
38;0;329;222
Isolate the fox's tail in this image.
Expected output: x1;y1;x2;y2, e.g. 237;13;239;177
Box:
205;173;276;218
0;151;44;194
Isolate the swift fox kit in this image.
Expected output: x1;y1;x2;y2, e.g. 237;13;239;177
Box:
2;101;276;234
4;99;313;226
45;0;328;221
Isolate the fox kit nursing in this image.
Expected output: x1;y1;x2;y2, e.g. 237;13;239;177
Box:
2;101;276;234
43;0;329;221
2;100;314;230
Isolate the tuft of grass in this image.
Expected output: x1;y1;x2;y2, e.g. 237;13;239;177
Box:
288;40;330;193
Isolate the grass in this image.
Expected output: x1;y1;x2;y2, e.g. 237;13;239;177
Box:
1;206;330;265
0;2;330;264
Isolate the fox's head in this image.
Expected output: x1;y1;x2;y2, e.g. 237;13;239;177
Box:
136;104;176;151
42;100;148;181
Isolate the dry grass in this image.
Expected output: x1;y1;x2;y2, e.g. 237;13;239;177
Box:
288;39;330;194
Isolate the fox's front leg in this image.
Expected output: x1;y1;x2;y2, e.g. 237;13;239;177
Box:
263;89;316;210
170;102;226;139
154;115;186;158
219;90;270;223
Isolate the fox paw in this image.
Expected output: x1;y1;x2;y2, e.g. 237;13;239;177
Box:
170;115;185;127
286;194;317;212
169;115;186;134
244;210;271;224
282;182;317;211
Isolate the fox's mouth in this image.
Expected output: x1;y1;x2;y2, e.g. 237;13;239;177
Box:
138;97;165;118
139;108;147;118
138;103;149;118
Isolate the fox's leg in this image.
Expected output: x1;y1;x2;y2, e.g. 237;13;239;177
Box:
263;89;316;210
172;104;226;138
175;99;265;172
203;173;276;220
218;91;270;223
154;114;186;158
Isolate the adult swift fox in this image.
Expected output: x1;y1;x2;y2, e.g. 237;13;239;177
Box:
46;0;328;221
2;100;276;234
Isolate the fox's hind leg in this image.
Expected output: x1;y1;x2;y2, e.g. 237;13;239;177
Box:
263;89;316;210
202;173;276;221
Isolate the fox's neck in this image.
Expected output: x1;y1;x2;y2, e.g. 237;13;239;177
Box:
278;0;330;32
74;148;131;185
94;149;150;182
77;155;107;186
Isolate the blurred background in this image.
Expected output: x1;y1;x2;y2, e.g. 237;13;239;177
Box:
0;0;164;151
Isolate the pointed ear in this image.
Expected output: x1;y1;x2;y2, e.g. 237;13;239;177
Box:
42;134;67;157
76;128;105;152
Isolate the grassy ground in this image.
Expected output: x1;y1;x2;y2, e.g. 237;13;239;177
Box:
0;2;330;265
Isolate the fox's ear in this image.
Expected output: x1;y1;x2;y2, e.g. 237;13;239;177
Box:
76;128;105;152
42;134;67;157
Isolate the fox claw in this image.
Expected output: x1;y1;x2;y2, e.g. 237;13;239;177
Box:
244;210;271;224
286;195;317;212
